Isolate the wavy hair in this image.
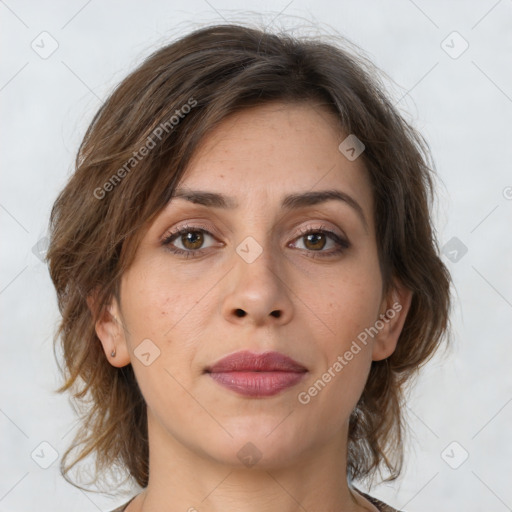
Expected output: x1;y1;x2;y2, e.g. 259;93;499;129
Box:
46;22;451;492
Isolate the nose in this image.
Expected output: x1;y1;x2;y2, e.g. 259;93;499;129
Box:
221;241;294;327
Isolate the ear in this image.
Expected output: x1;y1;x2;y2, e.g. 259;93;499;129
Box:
86;289;131;368
371;279;413;361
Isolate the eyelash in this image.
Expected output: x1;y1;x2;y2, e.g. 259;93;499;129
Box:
161;223;350;259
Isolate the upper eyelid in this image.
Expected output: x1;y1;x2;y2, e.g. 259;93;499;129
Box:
162;222;347;246
159;203;354;233
161;222;219;243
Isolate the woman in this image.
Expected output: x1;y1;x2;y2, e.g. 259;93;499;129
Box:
46;23;451;512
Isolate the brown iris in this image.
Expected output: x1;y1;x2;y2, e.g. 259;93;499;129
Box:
181;231;205;250
303;232;326;251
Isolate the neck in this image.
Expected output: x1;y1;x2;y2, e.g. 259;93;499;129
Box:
131;410;373;512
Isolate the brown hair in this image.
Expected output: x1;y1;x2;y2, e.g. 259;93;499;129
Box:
47;22;451;492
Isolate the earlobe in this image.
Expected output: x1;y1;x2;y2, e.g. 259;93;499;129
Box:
371;281;413;361
86;291;131;367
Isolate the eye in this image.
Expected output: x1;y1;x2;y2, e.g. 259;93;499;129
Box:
161;224;219;258
290;225;350;259
161;223;350;260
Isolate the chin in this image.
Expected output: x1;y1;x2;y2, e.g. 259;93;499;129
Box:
200;422;307;470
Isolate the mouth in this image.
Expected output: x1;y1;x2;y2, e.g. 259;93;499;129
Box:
204;350;308;397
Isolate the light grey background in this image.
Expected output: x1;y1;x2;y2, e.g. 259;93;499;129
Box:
1;1;511;511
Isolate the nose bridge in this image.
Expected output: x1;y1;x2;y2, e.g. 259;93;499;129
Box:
222;229;293;325
235;231;281;296
232;198;277;274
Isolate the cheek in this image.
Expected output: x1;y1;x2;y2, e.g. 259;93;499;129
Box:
119;260;214;383
319;258;382;341
120;259;199;340
296;278;378;424
119;272;197;411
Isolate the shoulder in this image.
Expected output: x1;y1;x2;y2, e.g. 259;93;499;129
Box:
353;487;404;512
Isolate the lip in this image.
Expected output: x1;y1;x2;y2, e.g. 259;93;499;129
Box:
205;350;307;397
206;350;307;373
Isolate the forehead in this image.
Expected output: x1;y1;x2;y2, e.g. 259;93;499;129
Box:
178;102;371;205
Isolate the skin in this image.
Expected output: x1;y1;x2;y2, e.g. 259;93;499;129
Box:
93;102;412;512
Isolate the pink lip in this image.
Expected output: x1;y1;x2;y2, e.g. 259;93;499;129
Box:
205;350;307;397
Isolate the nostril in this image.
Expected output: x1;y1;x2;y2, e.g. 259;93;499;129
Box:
233;309;281;318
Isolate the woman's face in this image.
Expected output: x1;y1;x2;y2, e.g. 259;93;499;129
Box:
98;101;410;470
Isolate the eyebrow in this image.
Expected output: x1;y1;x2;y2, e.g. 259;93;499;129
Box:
171;188;368;230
